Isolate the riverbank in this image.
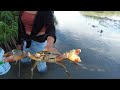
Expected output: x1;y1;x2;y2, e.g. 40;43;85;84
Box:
80;11;120;20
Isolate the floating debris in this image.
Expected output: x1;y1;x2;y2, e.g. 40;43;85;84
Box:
100;30;103;33
92;25;98;28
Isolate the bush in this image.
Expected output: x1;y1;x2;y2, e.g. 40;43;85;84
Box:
0;11;19;52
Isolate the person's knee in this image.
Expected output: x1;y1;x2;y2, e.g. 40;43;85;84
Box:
21;58;31;63
37;62;47;73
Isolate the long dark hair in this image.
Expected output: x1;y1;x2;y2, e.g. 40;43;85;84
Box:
19;11;24;16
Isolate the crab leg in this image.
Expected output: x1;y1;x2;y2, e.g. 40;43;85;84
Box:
55;62;71;79
31;61;39;79
18;60;21;77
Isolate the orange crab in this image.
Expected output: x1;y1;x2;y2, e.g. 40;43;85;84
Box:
3;48;82;79
3;49;26;62
26;49;81;79
64;49;81;62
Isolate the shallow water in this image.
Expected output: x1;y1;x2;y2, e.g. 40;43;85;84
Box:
54;11;120;79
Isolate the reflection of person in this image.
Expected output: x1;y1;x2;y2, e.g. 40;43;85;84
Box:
16;11;63;73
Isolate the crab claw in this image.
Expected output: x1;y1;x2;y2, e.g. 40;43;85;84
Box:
4;56;16;62
65;49;81;62
75;49;81;55
3;52;13;57
74;57;81;62
4;59;15;62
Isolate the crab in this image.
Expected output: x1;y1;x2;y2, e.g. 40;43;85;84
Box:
26;49;81;79
2;48;81;79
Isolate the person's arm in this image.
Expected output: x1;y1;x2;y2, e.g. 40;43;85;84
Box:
45;11;56;43
44;11;57;51
44;11;67;60
46;36;55;48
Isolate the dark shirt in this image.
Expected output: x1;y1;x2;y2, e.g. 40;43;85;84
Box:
17;11;56;48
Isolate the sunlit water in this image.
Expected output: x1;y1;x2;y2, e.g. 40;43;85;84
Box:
53;11;120;79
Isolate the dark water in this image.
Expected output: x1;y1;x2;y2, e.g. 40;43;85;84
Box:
1;11;120;79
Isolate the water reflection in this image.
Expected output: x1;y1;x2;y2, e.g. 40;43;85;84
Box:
53;11;120;78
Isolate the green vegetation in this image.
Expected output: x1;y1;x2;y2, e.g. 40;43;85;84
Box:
0;11;19;52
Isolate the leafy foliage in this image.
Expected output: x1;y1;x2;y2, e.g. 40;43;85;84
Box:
0;11;19;52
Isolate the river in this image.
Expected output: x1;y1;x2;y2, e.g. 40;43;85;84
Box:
53;11;120;79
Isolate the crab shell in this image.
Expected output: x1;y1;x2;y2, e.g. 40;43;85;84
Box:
35;53;41;57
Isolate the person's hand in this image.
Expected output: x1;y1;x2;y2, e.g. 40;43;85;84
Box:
45;36;54;50
45;36;61;55
45;43;61;55
44;42;53;51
